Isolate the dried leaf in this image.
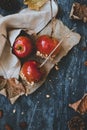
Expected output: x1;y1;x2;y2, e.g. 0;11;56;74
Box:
70;2;87;23
77;95;87;114
24;0;48;10
5;78;25;98
69;100;81;111
0;76;7;90
68;116;85;130
69;94;87;114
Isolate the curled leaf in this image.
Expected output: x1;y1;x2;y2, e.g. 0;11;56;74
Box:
24;0;48;10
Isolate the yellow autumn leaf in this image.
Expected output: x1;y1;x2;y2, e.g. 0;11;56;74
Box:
24;0;49;10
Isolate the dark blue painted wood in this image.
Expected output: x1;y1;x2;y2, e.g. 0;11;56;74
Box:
0;0;87;130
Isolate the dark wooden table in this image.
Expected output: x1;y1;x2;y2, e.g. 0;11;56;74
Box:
0;0;87;130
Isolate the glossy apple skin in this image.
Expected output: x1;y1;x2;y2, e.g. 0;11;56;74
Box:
12;36;33;58
20;60;43;83
36;35;60;57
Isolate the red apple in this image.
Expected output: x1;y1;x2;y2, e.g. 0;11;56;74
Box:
36;35;60;57
20;60;44;83
12;36;33;58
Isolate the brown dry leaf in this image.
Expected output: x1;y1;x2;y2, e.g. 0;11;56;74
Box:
5;78;25;98
24;0;49;10
77;95;87;114
70;2;87;23
68;116;85;130
69;94;87;114
0;76;7;90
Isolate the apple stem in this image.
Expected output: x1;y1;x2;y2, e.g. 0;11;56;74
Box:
17;46;22;50
39;28;76;68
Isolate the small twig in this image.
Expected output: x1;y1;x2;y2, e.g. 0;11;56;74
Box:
39;28;76;68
